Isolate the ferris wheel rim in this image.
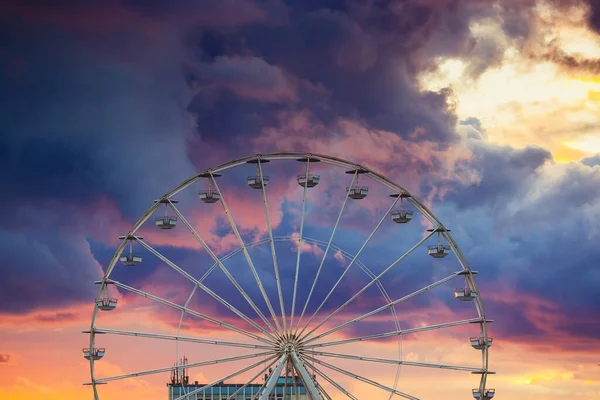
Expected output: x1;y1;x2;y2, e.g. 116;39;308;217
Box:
86;151;492;400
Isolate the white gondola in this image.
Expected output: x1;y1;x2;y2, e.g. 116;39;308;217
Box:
347;185;368;200
470;337;493;350
153;199;178;229
391;209;413;223
120;254;142;266
155;215;177;229
83;348;105;361
473;389;495;399
247;175;269;189
454;287;477;301
428;244;450;258
119;236;142;266
199;190;221;203
297;174;320;188
97;297;117;311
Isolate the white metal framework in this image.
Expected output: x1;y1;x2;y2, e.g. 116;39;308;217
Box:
85;152;493;400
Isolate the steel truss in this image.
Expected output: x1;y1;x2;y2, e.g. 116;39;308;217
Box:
86;152;492;400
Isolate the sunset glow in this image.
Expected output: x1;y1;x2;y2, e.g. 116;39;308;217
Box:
1;0;600;399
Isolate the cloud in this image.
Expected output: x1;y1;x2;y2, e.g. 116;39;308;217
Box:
34;312;79;324
0;354;10;363
183;0;509;150
185;56;298;102
0;229;105;314
444;135;553;210
1;1;599;381
431;150;600;350
581;153;600;167
0;7;197;219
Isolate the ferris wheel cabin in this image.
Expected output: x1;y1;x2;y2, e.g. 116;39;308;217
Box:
428;244;451;258
473;389;495;399
247;175;270;189
391;209;413;223
427;227;451;258
471;336;494;350
389;193;413;223
199;190;221;203
297;174;320;187
454;287;477;301
153;199;178;229
344;168;369;199
96;297;117;311
83;348;105;361
119;235;142;266
247;158;270;189
120;254;142;266
155;215;177;229
347;185;368;199
198;173;222;203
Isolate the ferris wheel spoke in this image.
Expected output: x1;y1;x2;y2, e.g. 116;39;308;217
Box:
175;284;198;374
316;380;332;400
304;272;460;344
168;200;281;339
209;172;283;334
300;229;435;341
304;350;486;372
257;160;287;333
174;354;279;400
290;158;311;335
250;363;271;400
303;362;359;400
226;357;278;400
134;237;280;342
294;171;357;336
89;351;273;384
86;328;277;350
303;317;485;349
106;279;276;345
302;354;420;400
298;195;399;340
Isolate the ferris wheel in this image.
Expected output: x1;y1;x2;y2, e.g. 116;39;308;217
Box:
84;152;494;400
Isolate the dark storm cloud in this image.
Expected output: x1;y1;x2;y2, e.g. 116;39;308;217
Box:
0;25;196;217
436;154;600;344
0;2;198;314
1;229;102;314
184;0;497;146
535;45;600;75
591;0;600;32
1;0;598;357
444;137;553;209
581;154;600;167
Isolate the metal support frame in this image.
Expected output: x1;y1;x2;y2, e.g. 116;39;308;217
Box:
259;353;288;400
259;346;323;400
289;347;323;400
86;152;491;400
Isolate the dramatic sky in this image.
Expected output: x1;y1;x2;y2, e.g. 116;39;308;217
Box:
1;0;600;399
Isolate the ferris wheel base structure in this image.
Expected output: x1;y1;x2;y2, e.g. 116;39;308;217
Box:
84;152;494;400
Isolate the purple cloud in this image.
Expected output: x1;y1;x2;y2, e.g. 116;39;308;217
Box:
0;1;598;360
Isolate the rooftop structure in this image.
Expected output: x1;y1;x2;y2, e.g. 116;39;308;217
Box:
167;357;309;400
